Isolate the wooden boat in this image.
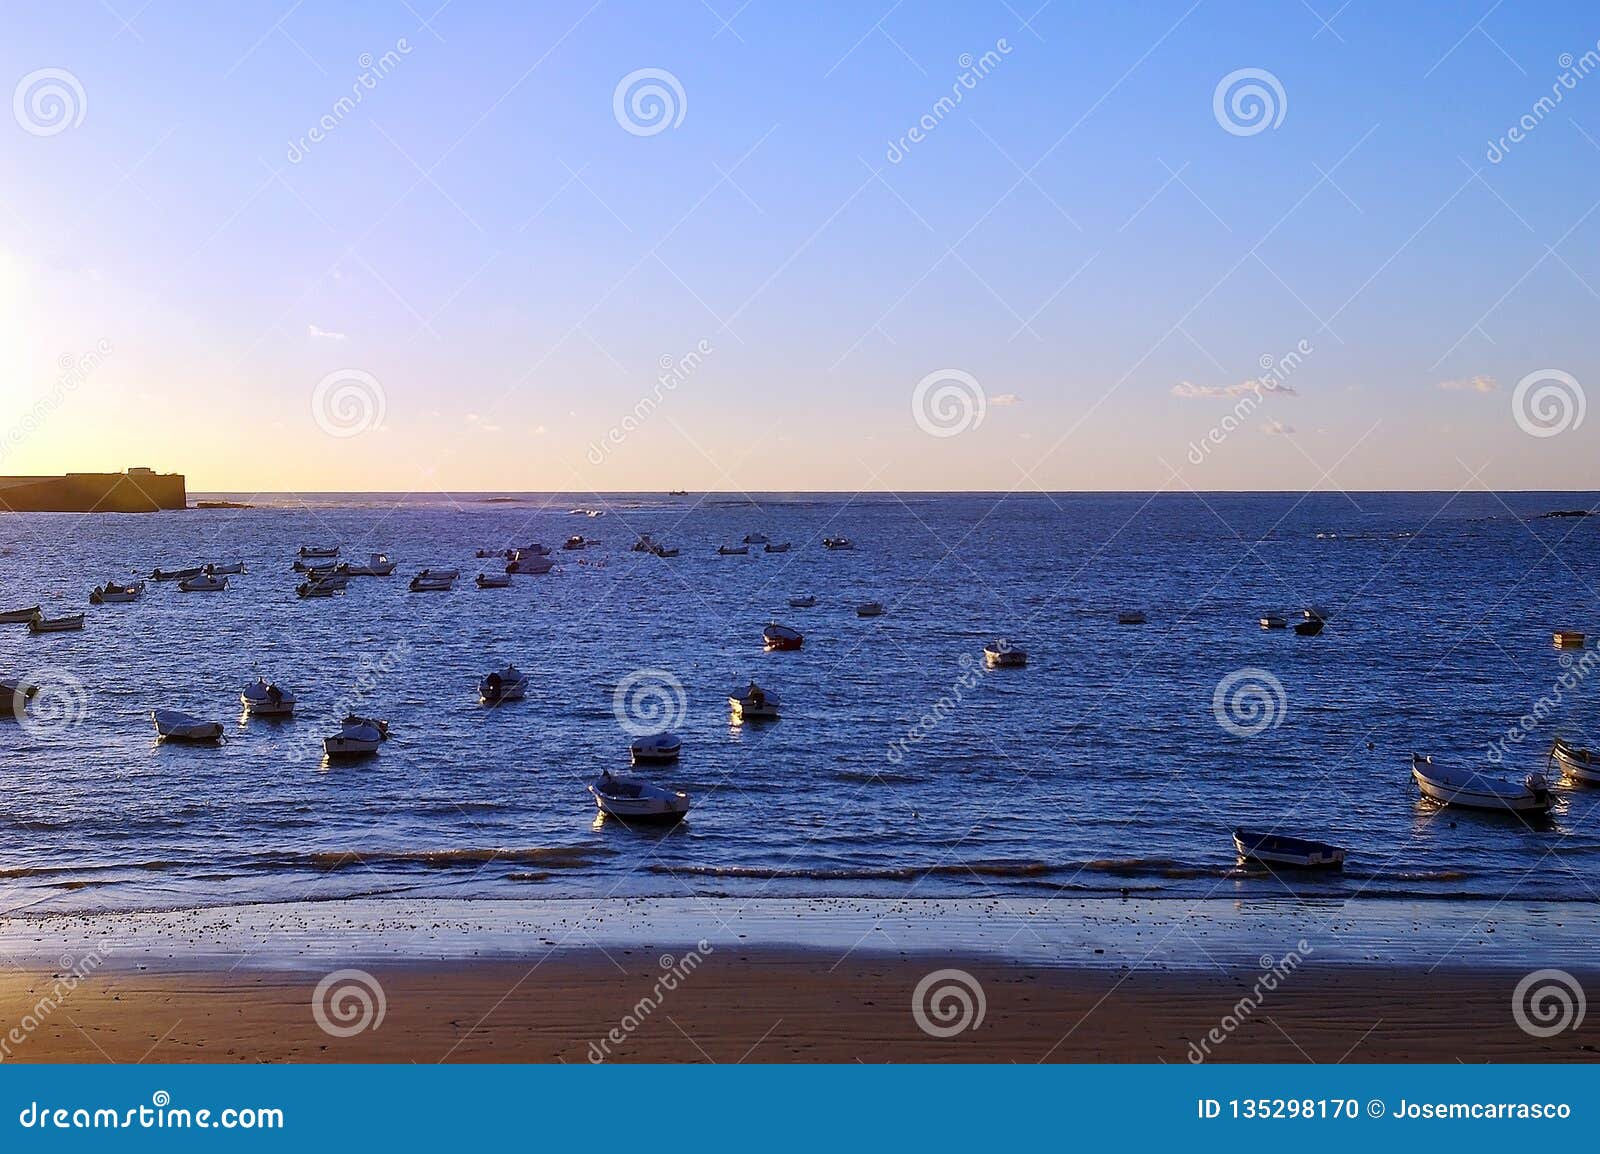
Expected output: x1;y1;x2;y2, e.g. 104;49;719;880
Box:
1259;614;1288;629
788;595;816;609
505;554;554;575
729;682;779;721
409;572;456;592
764;542;791;553
0;605;41;624
475;573;512;588
763;623;803;652
1554;630;1586;649
823;537;854;550
28;613;84;633
479;664;528;704
630;732;683;765
205;561;246;576
1117;610;1147;625
150;566;203;582
856;602;884;617
1550;737;1600;784
717;544;749;556
89;581;144;604
343;553;395;577
151;709;223;742
1233;827;1346;870
324;716;387;757
296;580;340;598
1411;753;1551;814
417;568;460;580
983;640;1026;668
298;546;339;559
240;678;295;716
589;771;690;824
1293;617;1324;636
178;574;228;592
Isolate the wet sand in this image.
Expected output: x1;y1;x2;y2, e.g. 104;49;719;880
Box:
2;952;1596;1063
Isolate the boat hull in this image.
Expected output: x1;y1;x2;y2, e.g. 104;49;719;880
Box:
1411;763;1550;813
1552;743;1600;783
1233;830;1345;869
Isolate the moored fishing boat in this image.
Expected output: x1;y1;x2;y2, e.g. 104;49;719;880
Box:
823;537;854;550
717;544;749;556
563;536;594;551
505;554;554;574
409;571;456;592
150;566;203;582
0;604;41;624
1293;617;1323;636
856;601;884;617
630;732;682;764
1550;737;1600;784
1233;827;1346;870
2;679;37;719
788;595;816;608
1259;614;1288;629
729;681;779;720
323;715;388;758
298;546;339;559
589;770;691;824
476;572;512;588
763;623;803;651
1554;630;1586;649
89;581;144;604
205;561;246;576
178;573;228;593
743;533;769;545
764;542;791;553
478;664;528;704
1410;753;1551;814
240;678;295;716
28;612;85;633
296;580;340;598
1117;610;1147;625
983;640;1026;668
343;553;396;577
151;709;223;742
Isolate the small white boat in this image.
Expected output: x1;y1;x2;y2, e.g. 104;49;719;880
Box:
297;580;340;598
1411;753;1551;814
151;709;223;742
205;561;246;576
1302;605;1330;622
856;602;884;617
743;533;769;545
630;732;683;764
475;572;512;588
1554;630;1586;649
343;553;396;577
479;664;528;704
1259;614;1288;629
1550;737;1600;784
788;595;816;609
506;554;554;575
983;640;1026;668
717;544;749;556
150;566;204;582
729;681;779;720
1233;828;1346;870
0;604;42;624
510;544;551;557
1117;610;1147;625
763;623;803;651
298;546;340;559
589;771;691;824
651;544;679;558
764;542;792;553
823;537;854;550
241;678;295;716
2;679;37;719
28;613;85;633
178;574;228;593
410;572;456;592
563;536;594;551
324;715;388;757
89;580;144;604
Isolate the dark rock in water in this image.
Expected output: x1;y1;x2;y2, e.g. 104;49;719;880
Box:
195;500;252;509
1541;509;1593;518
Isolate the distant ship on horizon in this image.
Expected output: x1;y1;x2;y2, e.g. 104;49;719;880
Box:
0;468;187;513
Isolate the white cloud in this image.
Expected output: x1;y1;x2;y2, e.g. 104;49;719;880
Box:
1262;419;1295;436
307;324;347;341
1172;378;1297;399
1438;374;1497;393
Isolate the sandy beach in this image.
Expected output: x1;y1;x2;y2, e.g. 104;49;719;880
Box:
1;898;1594;1063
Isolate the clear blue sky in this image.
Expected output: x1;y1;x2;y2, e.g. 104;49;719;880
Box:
2;1;1597;491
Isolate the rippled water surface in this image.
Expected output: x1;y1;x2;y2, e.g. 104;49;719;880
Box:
3;491;1600;912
